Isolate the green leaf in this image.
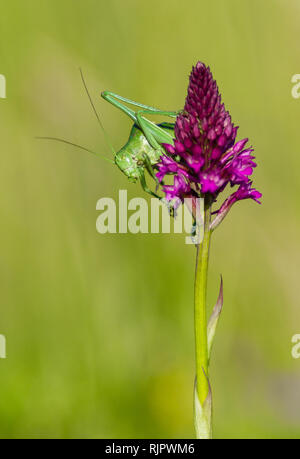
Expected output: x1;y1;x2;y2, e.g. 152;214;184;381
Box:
207;277;223;361
194;373;212;439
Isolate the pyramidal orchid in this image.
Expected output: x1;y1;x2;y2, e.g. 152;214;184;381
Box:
156;62;261;438
95;61;261;440
40;60;262;439
157;62;261;212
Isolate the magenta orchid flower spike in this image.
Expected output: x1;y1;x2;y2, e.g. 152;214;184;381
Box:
97;61;261;439
157;62;261;213
156;62;261;438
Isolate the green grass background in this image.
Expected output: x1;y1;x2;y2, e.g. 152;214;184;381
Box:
0;0;300;439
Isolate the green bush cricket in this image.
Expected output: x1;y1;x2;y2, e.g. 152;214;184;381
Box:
101;90;178;197
39;70;179;198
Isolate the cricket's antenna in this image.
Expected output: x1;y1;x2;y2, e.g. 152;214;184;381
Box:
79;68;116;157
36;137;114;164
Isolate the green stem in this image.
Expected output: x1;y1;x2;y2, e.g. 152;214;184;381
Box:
194;197;212;405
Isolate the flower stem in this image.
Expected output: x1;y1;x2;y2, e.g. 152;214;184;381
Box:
194;197;212;405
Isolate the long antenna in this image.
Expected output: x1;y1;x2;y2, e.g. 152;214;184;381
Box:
36;136;114;163
79;68;116;157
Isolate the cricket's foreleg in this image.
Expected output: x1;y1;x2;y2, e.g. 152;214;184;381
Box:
139;168;160;199
143;153;159;186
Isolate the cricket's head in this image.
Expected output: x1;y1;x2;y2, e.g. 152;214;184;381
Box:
115;147;140;183
115;124;154;183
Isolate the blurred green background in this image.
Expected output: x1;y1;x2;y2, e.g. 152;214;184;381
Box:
0;0;299;439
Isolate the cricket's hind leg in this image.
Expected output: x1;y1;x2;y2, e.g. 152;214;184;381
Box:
101;91;166;124
136;109;177;151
